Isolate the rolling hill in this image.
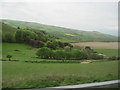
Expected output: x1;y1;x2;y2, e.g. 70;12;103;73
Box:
1;19;118;42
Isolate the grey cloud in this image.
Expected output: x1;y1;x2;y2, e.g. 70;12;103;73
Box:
1;2;118;36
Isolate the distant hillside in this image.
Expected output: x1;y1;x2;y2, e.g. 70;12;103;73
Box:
1;19;118;42
0;22;17;34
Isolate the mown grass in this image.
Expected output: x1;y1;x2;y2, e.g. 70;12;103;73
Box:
2;61;118;88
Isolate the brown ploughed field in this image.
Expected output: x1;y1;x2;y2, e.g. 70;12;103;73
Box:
71;42;119;49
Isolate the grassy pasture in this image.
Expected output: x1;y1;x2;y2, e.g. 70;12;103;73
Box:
2;43;118;62
2;61;118;88
2;43;38;61
94;49;118;57
2;43;119;88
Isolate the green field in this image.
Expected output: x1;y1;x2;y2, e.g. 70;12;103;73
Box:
2;43;118;61
2;61;118;88
94;49;118;57
2;43;119;88
2;43;38;61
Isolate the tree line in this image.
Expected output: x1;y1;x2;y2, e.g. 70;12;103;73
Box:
2;27;73;50
36;47;88;60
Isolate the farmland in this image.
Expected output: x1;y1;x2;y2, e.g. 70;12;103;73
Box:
1;19;119;89
2;42;119;88
2;60;118;88
71;42;119;49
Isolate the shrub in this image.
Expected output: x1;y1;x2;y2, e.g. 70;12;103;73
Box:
46;41;52;48
52;41;59;49
58;41;64;48
36;47;53;59
117;57;120;60
64;42;69;46
54;50;66;60
15;30;24;43
71;49;88;60
108;56;117;60
46;41;59;50
15;30;39;43
91;53;104;60
65;52;72;60
38;41;45;48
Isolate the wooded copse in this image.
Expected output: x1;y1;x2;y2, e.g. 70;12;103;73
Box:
2;27;73;50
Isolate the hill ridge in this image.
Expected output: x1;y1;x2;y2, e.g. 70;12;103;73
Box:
1;19;118;42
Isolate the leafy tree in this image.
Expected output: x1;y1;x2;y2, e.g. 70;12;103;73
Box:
15;30;39;43
36;47;52;59
38;41;45;48
6;55;12;61
15;30;24;43
54;50;66;60
34;31;47;42
46;41;52;48
46;41;59;50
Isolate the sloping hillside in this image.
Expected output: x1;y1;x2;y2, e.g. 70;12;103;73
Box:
1;19;118;42
0;22;17;34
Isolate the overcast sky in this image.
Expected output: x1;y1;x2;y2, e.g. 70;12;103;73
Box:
0;0;118;36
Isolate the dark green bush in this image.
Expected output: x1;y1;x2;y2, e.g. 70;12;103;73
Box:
36;48;89;60
15;30;38;43
54;50;66;60
117;57;120;60
108;56;117;60
46;41;59;50
36;47;53;59
65;52;72;60
71;49;88;60
38;41;45;48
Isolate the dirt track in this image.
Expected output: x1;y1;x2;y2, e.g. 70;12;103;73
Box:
71;42;119;49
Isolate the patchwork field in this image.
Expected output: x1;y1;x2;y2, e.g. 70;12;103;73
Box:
71;42;119;49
